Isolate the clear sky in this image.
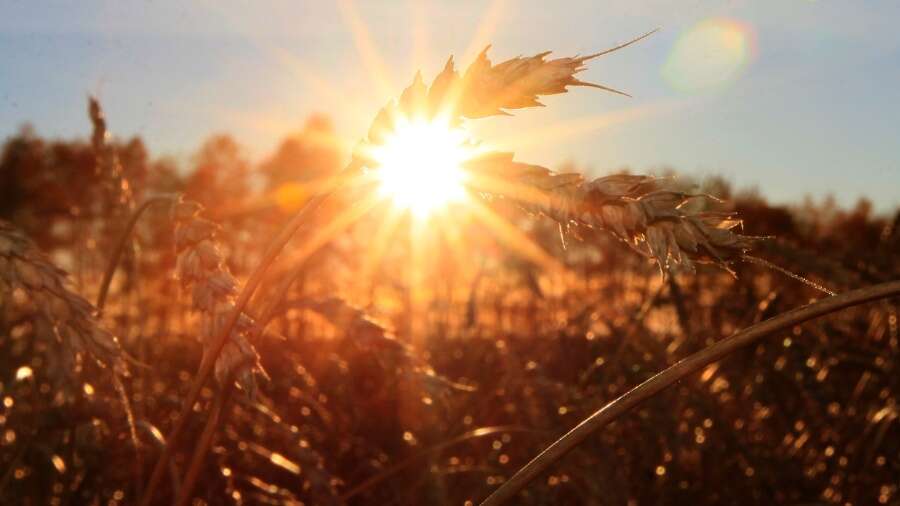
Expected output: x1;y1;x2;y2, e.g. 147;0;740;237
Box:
2;1;898;210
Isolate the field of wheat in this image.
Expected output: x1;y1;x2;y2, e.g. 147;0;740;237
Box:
2;16;900;506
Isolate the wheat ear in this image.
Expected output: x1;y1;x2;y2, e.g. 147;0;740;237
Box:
466;155;761;273
89;96;134;207
170;197;269;398
362;29;659;142
139;174;357;506
358;30;758;273
0;220;128;376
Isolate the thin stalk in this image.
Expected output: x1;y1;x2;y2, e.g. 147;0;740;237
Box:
253;185;380;339
136;420;182;497
341;426;543;501
173;383;234;506
167;186;378;503
96;195;175;315
479;280;900;506
139;161;362;506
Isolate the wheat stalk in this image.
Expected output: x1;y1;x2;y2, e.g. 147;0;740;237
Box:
0;220;128;377
89;96;134;207
161;196;277;504
356;29;757;273
170;197;269;398
479;280;900;505
140;182;349;505
0;219;141;451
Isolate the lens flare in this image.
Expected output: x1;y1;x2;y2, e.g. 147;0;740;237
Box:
662;18;756;93
370;118;472;218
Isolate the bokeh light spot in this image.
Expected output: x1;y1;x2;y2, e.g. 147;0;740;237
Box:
274;182;308;212
662;18;755;93
15;366;32;381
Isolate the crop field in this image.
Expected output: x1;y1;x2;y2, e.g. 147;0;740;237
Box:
1;3;899;505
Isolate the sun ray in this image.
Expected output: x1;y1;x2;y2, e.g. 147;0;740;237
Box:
421;0;508;120
220;107;356;151
285;188;383;271
408;0;430;74
338;0;396;100
407;216;428;348
461;0;507;63
431;211;476;280
197;1;362;111
466;198;571;278
465;171;559;209
430;211;485;326
357;205;406;303
488;100;685;153
267;45;374;121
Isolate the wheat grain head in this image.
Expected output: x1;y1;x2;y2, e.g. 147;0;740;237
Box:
466;155;761;273
170;198;269;399
0;220;128;380
360;30;657;149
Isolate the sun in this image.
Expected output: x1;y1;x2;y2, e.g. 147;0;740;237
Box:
369;118;473;218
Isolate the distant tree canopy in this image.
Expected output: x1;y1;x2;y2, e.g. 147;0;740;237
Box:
0;125;149;249
184;134;250;209
0;115;345;247
260;114;341;189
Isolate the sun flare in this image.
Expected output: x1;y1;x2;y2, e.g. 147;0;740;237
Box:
370;118;473;218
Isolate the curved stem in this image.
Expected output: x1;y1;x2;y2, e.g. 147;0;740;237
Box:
480;280;900;506
136;420;182;497
341;426;544;501
139;161;362;506
96;196;174;315
253;187;380;340
173;383;233;506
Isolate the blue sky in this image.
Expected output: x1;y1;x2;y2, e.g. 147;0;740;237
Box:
2;1;898;210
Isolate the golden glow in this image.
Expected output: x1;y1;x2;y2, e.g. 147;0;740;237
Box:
274;182;308;212
51;455;66;474
15;366;32;381
370;118;472;218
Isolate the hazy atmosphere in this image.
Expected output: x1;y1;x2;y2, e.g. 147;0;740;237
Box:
3;1;899;208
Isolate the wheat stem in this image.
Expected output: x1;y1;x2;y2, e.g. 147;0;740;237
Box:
341;426;543;501
479;280;900;505
96;195;175;315
138;161;362;506
173;380;234;506
252;186;380;341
